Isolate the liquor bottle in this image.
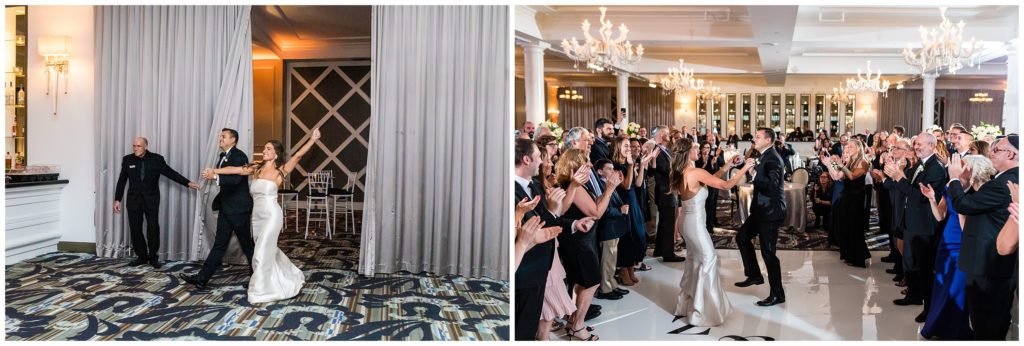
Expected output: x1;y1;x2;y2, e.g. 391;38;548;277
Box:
5;82;12;104
16;84;25;105
5;152;11;170
12;119;16;137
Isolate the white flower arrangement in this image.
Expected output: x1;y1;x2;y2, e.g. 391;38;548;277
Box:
539;120;564;144
624;122;641;138
971;122;1002;143
924;125;943;134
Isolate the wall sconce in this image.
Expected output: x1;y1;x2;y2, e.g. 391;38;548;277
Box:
39;36;70;116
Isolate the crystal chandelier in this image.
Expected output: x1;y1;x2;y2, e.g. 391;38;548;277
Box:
845;60;891;96
827;82;852;104
902;7;982;75
659;59;704;92
696;81;723;101
561;7;644;72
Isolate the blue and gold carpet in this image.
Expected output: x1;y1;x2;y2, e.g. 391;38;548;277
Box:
5;216;509;341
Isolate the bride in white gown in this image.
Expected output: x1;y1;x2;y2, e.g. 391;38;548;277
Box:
209;128;321;304
668;138;752;326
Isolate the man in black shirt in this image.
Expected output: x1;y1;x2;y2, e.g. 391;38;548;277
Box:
114;137;199;268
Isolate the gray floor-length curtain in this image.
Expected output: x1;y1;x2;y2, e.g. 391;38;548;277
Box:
95;6;254;262
557;87;674;130
360;6;509;280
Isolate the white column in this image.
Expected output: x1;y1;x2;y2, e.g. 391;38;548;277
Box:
1003;39;1019;134
616;72;629;122
921;73;938;131
522;42;549;125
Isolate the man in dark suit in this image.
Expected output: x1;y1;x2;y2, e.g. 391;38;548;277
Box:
877;139;914;279
114;137;199;268
734;128;787;306
882;132;947;322
947;135;1019;340
182;128;257;289
590;118;614;164
831;134;848;157
650;125;685;262
512;138;589;340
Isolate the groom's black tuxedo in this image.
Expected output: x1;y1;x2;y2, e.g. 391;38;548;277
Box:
197;146;256;283
736;146;787;298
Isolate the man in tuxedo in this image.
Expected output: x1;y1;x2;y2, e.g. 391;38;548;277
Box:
734;128;787;306
651;125;685;262
182;128;257;289
512;138;591;340
948;125;974;159
882;133;947;322
590;118;614;164
114;137;199;268
948;135;1019;340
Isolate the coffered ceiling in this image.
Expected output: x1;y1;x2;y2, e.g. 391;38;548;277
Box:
515;5;1018;87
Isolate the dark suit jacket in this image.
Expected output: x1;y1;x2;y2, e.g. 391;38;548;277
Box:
652;144;675;207
888;155;948;269
211;147;254;215
516;178;573;288
748;147;787;222
950;167;1019;277
114;151;190;211
882;160;914;236
590;137;611;164
831;142;844;157
589;175;628;241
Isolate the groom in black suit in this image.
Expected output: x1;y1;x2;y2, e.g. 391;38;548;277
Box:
182;128;256;289
948;135;1019;340
114;136;199;268
734;128;787;306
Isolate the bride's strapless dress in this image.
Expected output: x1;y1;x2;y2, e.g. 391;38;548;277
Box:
248;178;305;304
674;186;732;326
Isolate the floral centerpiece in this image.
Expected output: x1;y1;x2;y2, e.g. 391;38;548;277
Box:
624;122;641;138
971;122;1002;143
924;125;942;134
539;120;564;143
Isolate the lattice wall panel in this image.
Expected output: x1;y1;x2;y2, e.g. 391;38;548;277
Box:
286;61;371;202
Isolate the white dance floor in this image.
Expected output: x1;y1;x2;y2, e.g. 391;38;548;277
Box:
545;249;928;341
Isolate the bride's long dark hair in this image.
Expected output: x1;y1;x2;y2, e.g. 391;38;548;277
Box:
669;138;695;193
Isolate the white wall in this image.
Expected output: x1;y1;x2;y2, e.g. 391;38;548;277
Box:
26;6;95;244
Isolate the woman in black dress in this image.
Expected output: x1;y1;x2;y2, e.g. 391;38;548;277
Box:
823;138;872;267
555;148;620;341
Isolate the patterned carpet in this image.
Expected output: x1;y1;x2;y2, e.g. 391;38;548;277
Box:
5;213;509;341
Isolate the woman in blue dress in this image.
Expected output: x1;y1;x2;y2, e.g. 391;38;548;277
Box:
918;155;995;339
611;137;657;285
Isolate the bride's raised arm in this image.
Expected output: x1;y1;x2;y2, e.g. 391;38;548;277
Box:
282;128;321;176
694;158;751;190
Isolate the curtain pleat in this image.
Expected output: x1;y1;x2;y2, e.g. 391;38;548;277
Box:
360;6;509;280
878;88;1004;135
94;6;253;262
556;87;674;130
